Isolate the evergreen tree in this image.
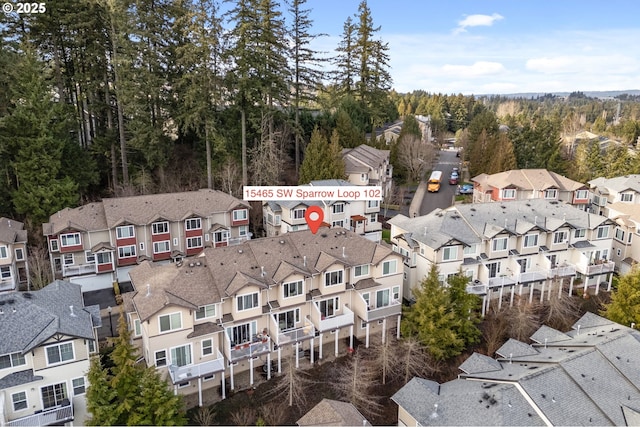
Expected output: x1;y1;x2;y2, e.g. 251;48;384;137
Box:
86;314;186;426
447;272;482;348
601;266;640;328
333;16;357;97
398;115;422;141
299;127;345;184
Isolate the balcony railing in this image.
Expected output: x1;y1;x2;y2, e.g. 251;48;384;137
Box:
488;276;517;288
227;335;271;362
514;270;547;284
365;222;382;232
548;264;576;278
62;263;96;277
7;403;72;427
309;304;354;332
270;316;315;346
228;235;251;246
466;282;488;295
364;299;402;322
168;349;225;384
0;279;16;292
584;261;615;276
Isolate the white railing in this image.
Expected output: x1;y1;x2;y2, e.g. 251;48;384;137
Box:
548;264;576;278
585;261;615;276
466;283;488;294
270;316;315;346
488;276;517;287
62;263;96;277
227;235;251;246
515;270;547;284
7;404;72;427
309;304;354;332
365;299;402;322
226;335;271;362
168;349;225;384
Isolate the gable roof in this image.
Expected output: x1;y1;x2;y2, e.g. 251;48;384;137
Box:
472;169;586;192
589;175;640;194
44;189;249;235
0;281;98;355
297;398;369;426
342;144;390;173
0;217;27;245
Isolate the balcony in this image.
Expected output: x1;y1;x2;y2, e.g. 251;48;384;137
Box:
514;270;547;284
309;304;354;332
7;402;72;427
363;300;402;322
365;222;382;232
270;316;315;346
0;278;15;292
466;282;488;295
584;261;615;276
228;235;251;246
548;264;576;278
226;335;271;362
168;349;225;384
62;263;96;277
488;276;517;288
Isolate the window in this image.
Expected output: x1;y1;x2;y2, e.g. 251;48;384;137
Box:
621;193;634;202
544;189;558;199
195;304;216;320
523;234;538;248
502;189;516;199
239;226;248;237
368;200;379;209
324;270;343;286
486;262;500;278
96;252;111;265
354;264;369;278
49;239;59;252
629;233;633;244
178;381;190;389
361;173;367;182
60;233;81;247
227;321;257;346
283;280;303;298
376;289;390;308
392;286;400;301
185;218;201;230
362;292;370;307
596;225;609;239
442;246;457;261
63;253;74;266
170;344;192;367
0;246;7;258
382;259;397;275
275;215;281;225
14;248;24;261
152;221;169;235
293;208;306;220
318;297;339;318
332;203;344;214
12;391;27;411
0;352;26;369
332;220;344;228
186;236;202;249
277;309;300;331
41;383;67;409
464;244;477;256
553;231;568;244
155;350;167;367
369;213;377;223
237;292;259;311
85;251;95;264
574;228;586;239
492;237;508;252
575;190;588;200
139;242;145;251
202;339;213;356
617;248;622;257
233;209;248;221
0;266;10;280
173;238;178;246
203;374;215;382
133;319;141;337
153;241;170;254
116;225;135;239
214;230;229;243
72;377;86;395
118;245;136;258
88;340;96;354
615;228;625;242
159;312;182;333
46;342;74;365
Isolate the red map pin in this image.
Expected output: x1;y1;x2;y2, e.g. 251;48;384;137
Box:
305;206;324;234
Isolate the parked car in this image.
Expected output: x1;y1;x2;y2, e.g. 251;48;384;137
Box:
449;171;459;185
458;183;473;194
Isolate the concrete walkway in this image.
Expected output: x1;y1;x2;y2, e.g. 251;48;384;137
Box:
408;181;427;218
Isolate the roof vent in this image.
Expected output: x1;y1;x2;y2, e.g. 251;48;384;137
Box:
238;249;243;254
342;247;346;258
146;284;151;297
279;240;285;244
7;299;14;305
261;266;265;277
303;256;307;267
69;305;77;317
189;262;195;267
195;261;201;267
23;292;32;299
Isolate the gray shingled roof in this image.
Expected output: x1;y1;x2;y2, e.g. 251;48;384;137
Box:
0;369;43;389
530;325;572;344
589;174;640;194
297;398;369;426
458;352;503;374
0;281;96;355
342;144;389;172
472;169;586;192
0;217;27;244
496;338;539;358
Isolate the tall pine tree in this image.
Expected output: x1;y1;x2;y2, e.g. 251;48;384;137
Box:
299;127;345;184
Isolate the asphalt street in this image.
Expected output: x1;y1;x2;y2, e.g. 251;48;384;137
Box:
419;149;462;215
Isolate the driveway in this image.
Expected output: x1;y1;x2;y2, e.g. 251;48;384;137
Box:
419;149;461;215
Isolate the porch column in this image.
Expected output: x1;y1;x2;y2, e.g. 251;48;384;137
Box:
510;285;515;307
382;318;387;344
540;282;545;303
568;276;574;296
584;277;588;295
349;325;354;349
558;278;563;299
295;341;300;369
365;323;370;348
334;329;339;357
548;280;553;300
221;372;226;399
277;346;282;373
486;289;492;312
249;357;254;386
519;283;524;298
397;315;401;339
607;273;613;291
481;294;487;317
498;286;504;310
267;352;272;380
198;377;203;407
319;333;323;360
174;385;178;395
310;337;314;364
230;363;235;390
595;275;601;295
529;283;534;304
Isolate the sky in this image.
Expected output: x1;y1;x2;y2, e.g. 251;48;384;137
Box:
304;0;640;95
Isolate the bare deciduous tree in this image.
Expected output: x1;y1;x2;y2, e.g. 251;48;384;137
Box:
397;337;437;385
397;135;436;183
229;407;257;426
28;245;52;290
249;114;287;186
193;406;217;426
482;309;509;356
504;297;542;341
216;158;242;197
258;401;288;426
330;353;383;419
266;355;314;409
541;291;581;331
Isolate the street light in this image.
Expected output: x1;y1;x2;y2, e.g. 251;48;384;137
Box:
107;306;114;337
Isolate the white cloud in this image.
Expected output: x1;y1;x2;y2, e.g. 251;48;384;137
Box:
454;13;504;34
441;61;506;78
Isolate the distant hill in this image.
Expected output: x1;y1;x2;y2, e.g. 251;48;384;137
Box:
483;90;640;99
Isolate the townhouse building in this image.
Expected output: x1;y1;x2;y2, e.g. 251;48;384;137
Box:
388;199;614;315
43;190;250;292
342;145;393;197
262;180;382;242
392;313;640;426
123;229;403;403
588;174;640;216
0;218;28;293
604;202;640;275
0;281;101;426
472;169;590;209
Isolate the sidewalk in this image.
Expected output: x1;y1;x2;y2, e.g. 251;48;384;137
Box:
408;181;427;218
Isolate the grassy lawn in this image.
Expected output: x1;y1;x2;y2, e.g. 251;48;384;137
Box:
382;229;390;243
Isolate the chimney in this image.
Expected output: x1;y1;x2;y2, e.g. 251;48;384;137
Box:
146;283;151;297
69;305;76;317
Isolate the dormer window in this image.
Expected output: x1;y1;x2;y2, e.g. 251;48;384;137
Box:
185;218;201;230
233;209;248;221
152;221;169;235
544;189;557;199
116;225;135;239
293;208;306;220
60;233;81;247
621;193;634;202
332;203;345;214
502;189;516;199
